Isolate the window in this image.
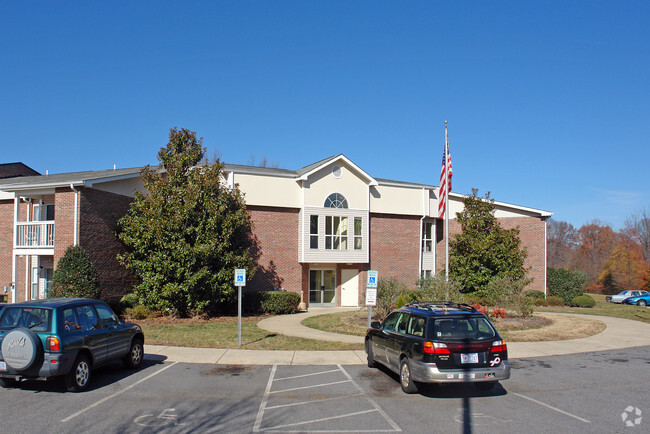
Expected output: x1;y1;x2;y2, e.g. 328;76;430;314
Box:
381;312;400;332
324;193;348;209
408;316;426;337
395;313;410;334
325;216;348;250
63;308;83;332
354;217;362;250
96;304;118;328
75;305;99;331
310;215;319;249
422;221;433;252
45;204;55;221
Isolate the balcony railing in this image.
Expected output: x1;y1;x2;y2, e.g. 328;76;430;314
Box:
16;221;55;248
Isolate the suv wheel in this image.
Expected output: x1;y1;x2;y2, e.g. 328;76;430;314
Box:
65;354;91;392
123;337;144;369
366;340;376;368
0;377;19;388
399;358;419;394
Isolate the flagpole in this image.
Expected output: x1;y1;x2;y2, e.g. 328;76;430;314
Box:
444;121;450;298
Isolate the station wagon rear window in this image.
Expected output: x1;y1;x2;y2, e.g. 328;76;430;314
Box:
0;307;52;333
430;317;496;341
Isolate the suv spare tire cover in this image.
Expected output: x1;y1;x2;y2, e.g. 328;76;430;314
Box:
1;328;43;371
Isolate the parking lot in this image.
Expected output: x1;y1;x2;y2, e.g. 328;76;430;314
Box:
0;346;647;433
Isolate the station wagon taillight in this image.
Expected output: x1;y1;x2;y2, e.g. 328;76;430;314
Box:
490;340;507;353
46;336;61;352
423;341;451;355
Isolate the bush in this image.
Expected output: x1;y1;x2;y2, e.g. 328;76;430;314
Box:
416;275;465;303
125;305;158;319
547;267;588;304
525;290;546;300
472;304;487;314
570;294;596;308
49;245;100;299
120;293;139;309
244;291;301;315
491;308;507;319
375;277;411;318
533;296;565;306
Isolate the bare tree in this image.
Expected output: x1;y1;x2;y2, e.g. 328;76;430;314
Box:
623;208;650;264
546;218;578;268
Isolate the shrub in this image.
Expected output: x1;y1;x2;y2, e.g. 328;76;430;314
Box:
491;308;507;319
125;305;158;319
49;245;100;299
244;291;301;315
525;290;546;300
375;277;411;318
472;304;487;315
547;267;588;304
416;275;465;303
120;293;139;309
546;296;566;306
570;294;596;308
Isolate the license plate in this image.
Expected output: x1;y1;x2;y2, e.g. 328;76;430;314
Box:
0;361;6;372
460;353;479;364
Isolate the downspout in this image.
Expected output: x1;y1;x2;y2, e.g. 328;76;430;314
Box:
544;219;548;298
70;184;79;246
418;188;425;278
12;194;19;303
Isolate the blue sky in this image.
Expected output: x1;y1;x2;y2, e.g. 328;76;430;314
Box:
2;1;648;230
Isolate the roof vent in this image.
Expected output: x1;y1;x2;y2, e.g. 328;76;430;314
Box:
332;165;342;178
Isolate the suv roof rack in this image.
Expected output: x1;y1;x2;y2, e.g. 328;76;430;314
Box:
405;301;478;313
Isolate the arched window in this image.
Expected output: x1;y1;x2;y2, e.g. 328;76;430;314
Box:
324;193;348;209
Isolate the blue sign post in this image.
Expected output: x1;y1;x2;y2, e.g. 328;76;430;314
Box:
235;269;246;346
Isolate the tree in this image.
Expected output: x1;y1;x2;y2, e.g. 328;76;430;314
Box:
598;238;649;293
623;208;650;264
50;245;100;299
570;220;617;287
117;127;256;316
546;218;577;269
449;189;529;293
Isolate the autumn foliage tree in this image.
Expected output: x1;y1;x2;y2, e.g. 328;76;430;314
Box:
569;221;618;288
117;128;256;316
599;238;649;293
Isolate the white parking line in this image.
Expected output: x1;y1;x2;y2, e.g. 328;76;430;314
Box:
253;364;401;432
512;392;591;424
60;361;179;423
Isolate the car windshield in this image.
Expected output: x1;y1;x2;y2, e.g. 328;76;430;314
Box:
430;317;496;341
0;307;52;333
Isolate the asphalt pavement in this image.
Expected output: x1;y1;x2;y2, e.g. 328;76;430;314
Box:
144;308;650;365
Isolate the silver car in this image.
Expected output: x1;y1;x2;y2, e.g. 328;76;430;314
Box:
606;290;648;303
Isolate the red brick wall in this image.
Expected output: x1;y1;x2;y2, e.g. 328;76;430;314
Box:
369;213;421;287
54;188;76;262
435;216;546;293
0;199;28;302
78;188;138;302
246;206;303;299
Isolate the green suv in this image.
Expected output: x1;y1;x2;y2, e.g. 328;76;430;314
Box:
0;298;144;392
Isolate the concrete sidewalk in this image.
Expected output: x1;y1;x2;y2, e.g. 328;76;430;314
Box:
144;310;650;366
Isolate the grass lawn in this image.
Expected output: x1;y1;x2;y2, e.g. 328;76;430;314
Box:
137;316;363;351
135;294;649;350
539;293;650;324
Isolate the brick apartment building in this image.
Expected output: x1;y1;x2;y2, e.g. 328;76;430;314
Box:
0;155;551;308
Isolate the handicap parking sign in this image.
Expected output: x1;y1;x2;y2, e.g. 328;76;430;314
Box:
367;270;378;288
235;269;246;286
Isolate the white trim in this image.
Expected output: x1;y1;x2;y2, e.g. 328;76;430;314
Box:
296;155;378;186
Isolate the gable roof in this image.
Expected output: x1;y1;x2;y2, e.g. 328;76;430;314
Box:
295;154;378;186
0;163;41;180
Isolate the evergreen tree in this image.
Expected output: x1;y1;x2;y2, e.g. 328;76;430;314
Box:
118;127;255;316
50;245;101;299
450;189;529;293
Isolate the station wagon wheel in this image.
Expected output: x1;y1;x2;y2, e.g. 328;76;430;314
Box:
124;337;144;369
366;340;376;368
399;358;419;394
65;354;91;392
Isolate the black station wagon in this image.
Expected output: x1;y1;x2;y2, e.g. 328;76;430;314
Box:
365;302;510;393
0;298;144;392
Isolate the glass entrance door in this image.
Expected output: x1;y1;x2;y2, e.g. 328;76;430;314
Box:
309;269;336;305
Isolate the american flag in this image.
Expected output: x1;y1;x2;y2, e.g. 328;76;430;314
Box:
438;141;452;219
